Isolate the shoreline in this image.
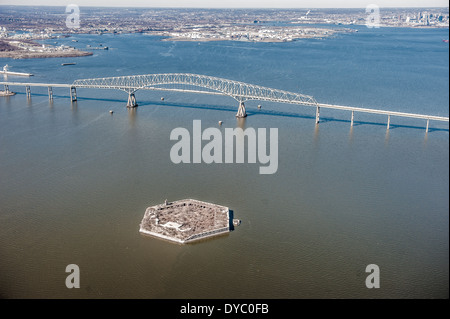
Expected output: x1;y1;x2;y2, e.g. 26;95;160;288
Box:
0;50;93;59
160;35;333;42
0;38;93;59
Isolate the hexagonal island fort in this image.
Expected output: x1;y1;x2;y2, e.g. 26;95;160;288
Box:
139;199;233;244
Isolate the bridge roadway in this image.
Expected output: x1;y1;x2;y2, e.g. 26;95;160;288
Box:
1;73;448;132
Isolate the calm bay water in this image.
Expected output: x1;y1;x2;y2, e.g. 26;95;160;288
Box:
0;26;448;298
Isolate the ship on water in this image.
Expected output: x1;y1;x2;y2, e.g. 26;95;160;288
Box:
0;64;33;76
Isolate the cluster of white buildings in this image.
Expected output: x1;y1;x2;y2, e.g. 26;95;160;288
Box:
0;26;9;39
401;12;449;27
0;28;57;40
0;27;77;53
9;41;75;53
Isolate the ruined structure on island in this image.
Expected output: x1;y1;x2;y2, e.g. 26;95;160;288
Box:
139;199;235;244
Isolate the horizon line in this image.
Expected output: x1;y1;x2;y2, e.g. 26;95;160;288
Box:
0;4;449;9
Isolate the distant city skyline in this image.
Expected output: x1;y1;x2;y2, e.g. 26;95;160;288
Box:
1;0;449;8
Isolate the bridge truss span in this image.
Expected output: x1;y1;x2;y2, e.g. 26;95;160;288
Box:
72;73;318;116
2;73;447;132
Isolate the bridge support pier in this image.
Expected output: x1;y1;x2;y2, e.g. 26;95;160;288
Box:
315;106;320;124
236;101;247;118
26;86;31;98
48;87;53;100
387;115;391;130
70;87;77;102
426;119;429;133
127;92;138;108
350;111;354;126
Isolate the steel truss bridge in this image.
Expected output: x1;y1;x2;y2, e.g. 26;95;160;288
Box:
1;73;449;132
72;73;319;118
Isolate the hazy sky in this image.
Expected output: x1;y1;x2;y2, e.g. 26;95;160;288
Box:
1;0;449;8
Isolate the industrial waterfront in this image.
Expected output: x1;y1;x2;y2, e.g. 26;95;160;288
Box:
0;22;448;298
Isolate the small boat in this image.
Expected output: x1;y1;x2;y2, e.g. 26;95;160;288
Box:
61;63;76;66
